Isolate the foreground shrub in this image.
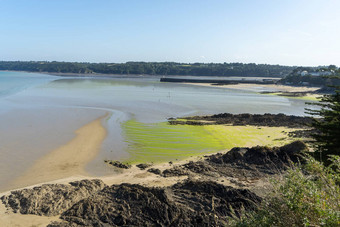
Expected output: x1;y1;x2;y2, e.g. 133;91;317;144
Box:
230;155;340;227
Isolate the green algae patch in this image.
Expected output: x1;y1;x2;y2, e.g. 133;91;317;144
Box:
286;95;321;101
204;125;296;148
261;92;321;101
122;120;297;164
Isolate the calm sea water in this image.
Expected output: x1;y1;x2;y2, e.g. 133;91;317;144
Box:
0;71;310;190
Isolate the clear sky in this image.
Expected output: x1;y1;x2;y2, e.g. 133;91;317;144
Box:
1;0;339;66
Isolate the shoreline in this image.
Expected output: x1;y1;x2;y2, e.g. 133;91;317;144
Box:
0;140;308;226
184;82;321;93
0;147;244;227
184;82;322;101
3;113;108;192
0;150;229;227
0;125;302;195
1;112;308;193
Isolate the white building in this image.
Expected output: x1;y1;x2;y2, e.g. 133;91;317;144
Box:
301;70;308;76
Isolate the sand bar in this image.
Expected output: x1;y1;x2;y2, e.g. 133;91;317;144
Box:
185;82;320;93
4;113;108;192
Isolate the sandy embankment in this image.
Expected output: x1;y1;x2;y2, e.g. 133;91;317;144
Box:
4;113;108;192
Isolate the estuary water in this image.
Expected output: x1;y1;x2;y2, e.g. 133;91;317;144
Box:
0;71;310;190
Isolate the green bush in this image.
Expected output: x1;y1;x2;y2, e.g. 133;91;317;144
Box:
230;156;340;227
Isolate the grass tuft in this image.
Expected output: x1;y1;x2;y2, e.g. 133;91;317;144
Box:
229;155;340;227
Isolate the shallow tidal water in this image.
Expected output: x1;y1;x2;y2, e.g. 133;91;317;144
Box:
0;71;311;190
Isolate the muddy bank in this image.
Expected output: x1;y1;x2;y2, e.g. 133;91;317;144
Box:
169;113;313;128
1;141;308;226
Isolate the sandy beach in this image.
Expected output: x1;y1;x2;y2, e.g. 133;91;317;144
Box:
0;122;305;226
185;82;320;93
0;109;310;226
4;113;108;192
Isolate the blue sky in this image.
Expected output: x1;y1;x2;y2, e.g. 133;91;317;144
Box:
1;0;339;66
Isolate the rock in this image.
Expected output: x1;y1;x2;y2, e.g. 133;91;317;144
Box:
50;180;261;226
1;179;106;216
171;113;313;128
208;147;246;164
280;140;309;154
183;161;219;177
108;161;131;169
147;168;162;175
162;141;307;179
3;142;308;226
162;166;188;177
176;141;308;179
56;184;186;226
136;163;153;170
172;180;262;218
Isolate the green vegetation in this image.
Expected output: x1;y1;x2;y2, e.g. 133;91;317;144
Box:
306;76;340;164
230;156;340;227
231;78;340;226
122;120;296;163
286;94;321;101
0;61;294;77
263;92;321;101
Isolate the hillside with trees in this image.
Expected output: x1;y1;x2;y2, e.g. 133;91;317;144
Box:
279;65;340;87
0;61;295;77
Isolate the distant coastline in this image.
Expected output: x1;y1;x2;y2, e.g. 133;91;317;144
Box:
0;61;295;77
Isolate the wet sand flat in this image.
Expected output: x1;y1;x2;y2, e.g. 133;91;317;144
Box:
4;114;108;192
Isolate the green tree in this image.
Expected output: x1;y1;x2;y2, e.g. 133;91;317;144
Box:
306;75;340;164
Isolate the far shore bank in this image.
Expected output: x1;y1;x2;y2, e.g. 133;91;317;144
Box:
0;70;159;78
184;82;321;93
2;70;284;80
184;82;322;100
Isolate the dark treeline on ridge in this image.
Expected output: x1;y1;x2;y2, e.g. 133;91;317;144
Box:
0;61;295;77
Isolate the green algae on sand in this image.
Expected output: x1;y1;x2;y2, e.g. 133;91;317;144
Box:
122;120;297;163
262;92;321;101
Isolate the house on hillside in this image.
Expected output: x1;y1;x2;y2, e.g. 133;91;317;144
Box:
310;71;333;76
301;70;308;76
299;70;333;77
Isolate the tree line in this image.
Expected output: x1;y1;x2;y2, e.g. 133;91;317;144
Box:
0;61;295;77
